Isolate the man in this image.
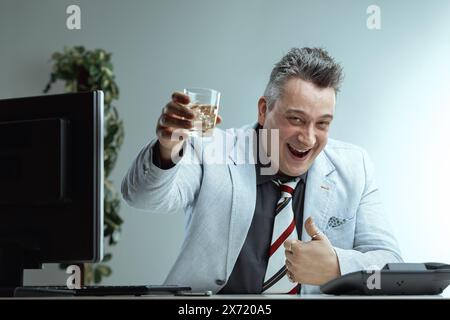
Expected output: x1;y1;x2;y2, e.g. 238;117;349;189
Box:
121;47;402;294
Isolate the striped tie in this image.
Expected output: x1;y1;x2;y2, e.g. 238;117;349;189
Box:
262;177;300;294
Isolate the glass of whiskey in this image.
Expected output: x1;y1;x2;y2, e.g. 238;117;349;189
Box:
183;88;220;137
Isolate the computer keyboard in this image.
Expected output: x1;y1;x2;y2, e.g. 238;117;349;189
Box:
14;285;192;297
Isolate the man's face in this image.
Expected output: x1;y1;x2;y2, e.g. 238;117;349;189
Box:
258;78;336;176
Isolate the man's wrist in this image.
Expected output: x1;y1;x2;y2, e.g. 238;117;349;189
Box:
152;140;180;169
330;248;342;278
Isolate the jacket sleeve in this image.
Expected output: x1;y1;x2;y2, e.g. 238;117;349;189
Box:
121;138;202;213
333;149;403;274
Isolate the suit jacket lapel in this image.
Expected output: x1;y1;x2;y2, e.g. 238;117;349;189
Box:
301;150;336;241
226;127;257;279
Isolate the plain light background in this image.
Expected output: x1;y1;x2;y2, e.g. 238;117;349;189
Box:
0;0;449;286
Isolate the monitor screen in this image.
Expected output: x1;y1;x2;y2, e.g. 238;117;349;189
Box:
0;91;103;290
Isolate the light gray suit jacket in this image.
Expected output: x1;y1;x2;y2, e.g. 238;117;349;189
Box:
121;122;402;294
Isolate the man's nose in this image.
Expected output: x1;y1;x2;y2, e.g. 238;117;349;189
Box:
298;125;316;147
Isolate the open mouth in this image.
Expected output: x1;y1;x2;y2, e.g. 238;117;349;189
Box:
287;143;311;160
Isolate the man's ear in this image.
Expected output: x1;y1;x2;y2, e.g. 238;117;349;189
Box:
258;97;268;126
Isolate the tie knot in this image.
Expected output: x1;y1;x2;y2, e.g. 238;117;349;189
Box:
273;177;300;198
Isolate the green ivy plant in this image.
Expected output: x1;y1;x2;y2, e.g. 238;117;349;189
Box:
43;46;124;284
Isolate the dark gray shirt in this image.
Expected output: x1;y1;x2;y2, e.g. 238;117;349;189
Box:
219;156;307;294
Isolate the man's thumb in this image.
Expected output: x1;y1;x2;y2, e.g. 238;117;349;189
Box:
305;217;326;241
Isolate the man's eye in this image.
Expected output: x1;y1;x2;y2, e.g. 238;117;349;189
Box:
288;117;304;124
317;122;330;129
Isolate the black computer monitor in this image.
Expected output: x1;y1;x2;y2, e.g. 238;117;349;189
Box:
0;91;103;294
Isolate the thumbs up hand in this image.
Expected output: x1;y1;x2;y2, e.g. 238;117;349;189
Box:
284;217;341;286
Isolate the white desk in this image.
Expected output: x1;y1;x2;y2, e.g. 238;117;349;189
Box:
4;293;450;300
3;286;449;300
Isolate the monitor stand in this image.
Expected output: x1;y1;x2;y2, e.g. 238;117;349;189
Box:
0;245;40;297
